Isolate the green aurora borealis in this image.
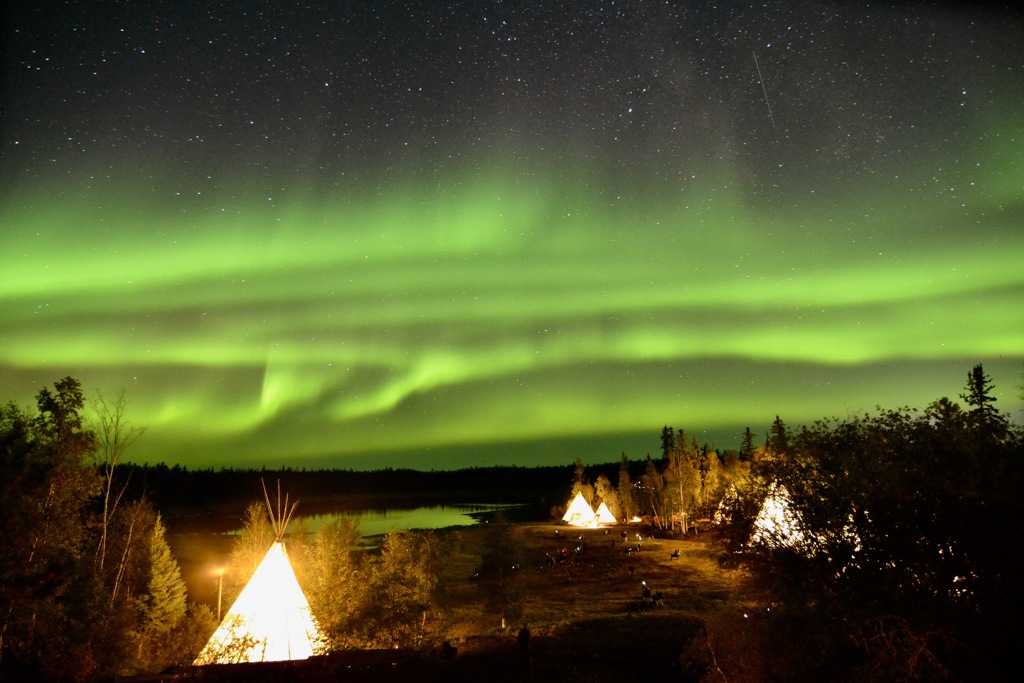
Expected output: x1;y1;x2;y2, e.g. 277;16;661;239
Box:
2;2;1022;468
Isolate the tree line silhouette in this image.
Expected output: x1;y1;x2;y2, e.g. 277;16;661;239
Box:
2;365;1020;680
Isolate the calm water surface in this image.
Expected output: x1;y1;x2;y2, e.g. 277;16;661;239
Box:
291;503;512;539
220;502;516;540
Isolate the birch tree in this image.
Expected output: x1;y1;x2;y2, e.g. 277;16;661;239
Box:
90;390;145;572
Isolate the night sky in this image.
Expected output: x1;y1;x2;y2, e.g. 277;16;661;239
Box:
3;1;1022;470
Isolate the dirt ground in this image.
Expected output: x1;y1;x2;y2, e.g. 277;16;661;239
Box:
446;521;738;633
155;520;743;682
444;521;741;681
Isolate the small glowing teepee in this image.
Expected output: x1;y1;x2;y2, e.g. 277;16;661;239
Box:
594;501;617;525
195;482;323;665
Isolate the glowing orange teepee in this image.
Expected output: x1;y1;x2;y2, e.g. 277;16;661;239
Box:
194;482;323;665
562;491;596;527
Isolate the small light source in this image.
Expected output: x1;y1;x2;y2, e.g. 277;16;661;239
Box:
213;566;227;622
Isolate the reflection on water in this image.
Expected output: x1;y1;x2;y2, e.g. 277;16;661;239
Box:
225;503;515;540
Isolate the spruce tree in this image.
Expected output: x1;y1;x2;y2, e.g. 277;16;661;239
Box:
767;415;789;456
740;427;755;461
569;457;594;505
660;425;676;460
960;363;1007;433
143;514;187;635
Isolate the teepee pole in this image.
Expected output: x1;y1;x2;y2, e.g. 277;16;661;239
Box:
262;478;300;542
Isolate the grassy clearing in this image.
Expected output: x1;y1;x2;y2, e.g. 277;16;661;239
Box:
436;521;745;680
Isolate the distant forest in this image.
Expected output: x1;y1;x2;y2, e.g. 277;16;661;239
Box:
117;446;748;526
116;461;581;527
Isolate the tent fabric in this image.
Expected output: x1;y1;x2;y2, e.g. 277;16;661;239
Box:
594;502;617;525
194;542;322;664
751;484;806;549
562;492;596;527
750;483;861;555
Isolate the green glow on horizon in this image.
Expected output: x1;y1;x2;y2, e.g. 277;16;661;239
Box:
2;133;1022;465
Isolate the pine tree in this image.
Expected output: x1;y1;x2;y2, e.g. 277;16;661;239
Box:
960;363;1007;433
660;425;676;460
740;427;755;461
767;415;789;457
569;457;594;506
143;514;187;635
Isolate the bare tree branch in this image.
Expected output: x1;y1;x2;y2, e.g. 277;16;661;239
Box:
90;389;146;570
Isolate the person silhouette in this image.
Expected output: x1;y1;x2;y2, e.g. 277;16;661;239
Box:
517;623;531;662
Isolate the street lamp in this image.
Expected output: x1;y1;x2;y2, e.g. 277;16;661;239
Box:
213;566;226;622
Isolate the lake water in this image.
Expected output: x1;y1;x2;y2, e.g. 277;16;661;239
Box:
287;502;514;540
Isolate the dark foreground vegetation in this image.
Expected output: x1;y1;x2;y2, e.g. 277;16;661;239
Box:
1;365;1021;681
710;365;1023;681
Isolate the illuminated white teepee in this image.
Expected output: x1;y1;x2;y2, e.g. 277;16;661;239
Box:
750;483;862;557
562;492;596;527
750;484;806;549
195;482;323;665
594;501;617;525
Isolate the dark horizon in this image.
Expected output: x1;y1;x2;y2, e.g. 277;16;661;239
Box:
124;427;726;472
